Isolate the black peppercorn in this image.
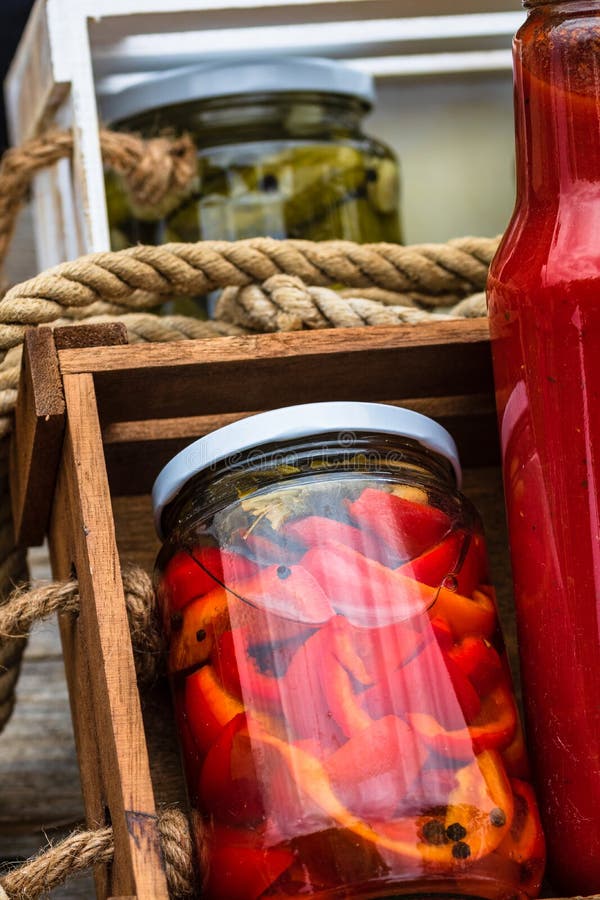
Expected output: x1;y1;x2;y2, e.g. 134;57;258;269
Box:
452;841;471;860
196;628;207;642
421;820;448;845
490;807;507;827
277;565;292;579
446;822;467;842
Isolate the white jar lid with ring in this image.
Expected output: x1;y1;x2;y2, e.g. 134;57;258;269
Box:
99;57;376;125
152;401;461;537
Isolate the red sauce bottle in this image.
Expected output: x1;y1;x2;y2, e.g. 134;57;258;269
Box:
488;1;600;893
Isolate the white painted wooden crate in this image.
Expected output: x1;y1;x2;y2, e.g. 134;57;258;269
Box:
5;0;524;271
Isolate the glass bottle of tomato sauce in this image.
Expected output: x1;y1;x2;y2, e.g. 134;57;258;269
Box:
488;1;600;893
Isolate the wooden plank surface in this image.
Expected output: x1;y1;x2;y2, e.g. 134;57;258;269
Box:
58;372;168;898
56;322;493;426
103;393;498;497
10;327;66;547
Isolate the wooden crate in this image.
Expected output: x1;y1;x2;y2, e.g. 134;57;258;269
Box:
10;317;508;899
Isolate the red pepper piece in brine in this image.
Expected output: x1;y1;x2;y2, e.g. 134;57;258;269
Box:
347;487;450;558
284;514;394;565
409;682;518;761
324;714;428;819
302;540;433;626
185;665;245;753
204;826;294;900
449;636;504;697
397;530;488;598
199;712;265;826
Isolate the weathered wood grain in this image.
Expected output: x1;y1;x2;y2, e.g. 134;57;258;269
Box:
10;327;65;547
56;372;168;898
57;322;494;431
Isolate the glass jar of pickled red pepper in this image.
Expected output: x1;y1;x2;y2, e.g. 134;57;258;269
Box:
152;403;545;900
100;59;401;316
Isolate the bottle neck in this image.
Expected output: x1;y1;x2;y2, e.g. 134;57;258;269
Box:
118;91;368;148
514;2;600;207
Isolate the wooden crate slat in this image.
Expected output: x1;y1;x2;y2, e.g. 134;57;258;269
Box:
10;327;65;546
101;392;498;496
57;321;493;426
11;323;129;548
49;474;111;898
60;371;168;899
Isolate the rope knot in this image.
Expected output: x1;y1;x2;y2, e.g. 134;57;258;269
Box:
102;130;198;217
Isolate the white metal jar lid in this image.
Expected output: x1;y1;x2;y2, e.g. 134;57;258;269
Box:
152;401;461;537
100;57;375;125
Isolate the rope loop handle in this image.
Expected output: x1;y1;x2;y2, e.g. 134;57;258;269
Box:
0;807;201;899
0;567;200;899
0;128;197;273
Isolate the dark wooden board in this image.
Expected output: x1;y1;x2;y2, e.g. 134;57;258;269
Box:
53;372;168;899
56;321;493;426
102;394;498;496
10;323;129;548
10;327;65;547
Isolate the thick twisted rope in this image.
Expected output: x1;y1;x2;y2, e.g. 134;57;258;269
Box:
0;237;496;443
0;128;197;270
216;274;486;331
0;807;199;899
0;564;163;695
0;237;497;343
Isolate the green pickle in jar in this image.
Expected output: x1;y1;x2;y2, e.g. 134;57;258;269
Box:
101;59;402;315
152;403;545;900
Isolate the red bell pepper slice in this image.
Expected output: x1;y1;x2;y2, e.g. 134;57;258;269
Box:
185;664;245;753
321;647;373;738
214;627;313;718
214;629;281;708
429;616;454;651
302;541;435;626
284;515;392;565
449;635;504;697
236;564;334;624
397;530;488;599
329;615;423;689
363;639;480;730
278;629;345;753
253;729;514;865
347;487;450;559
238;531;292;566
161;547;258;619
427;584;497;640
169;567;326;673
282;616;420;743
409;681;518;760
396;530;463;586
199;713;265;826
496;779;545;892
204;825;294;900
169;585;231;673
324;715;428;819
469;682;518;751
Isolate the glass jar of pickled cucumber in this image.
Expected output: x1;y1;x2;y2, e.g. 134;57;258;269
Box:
101;59;401;314
152;402;545;900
